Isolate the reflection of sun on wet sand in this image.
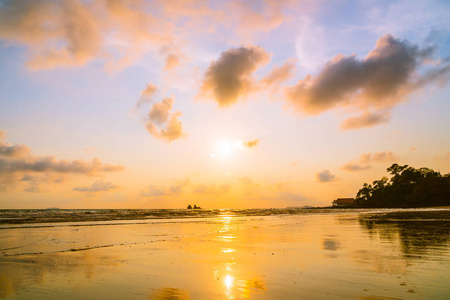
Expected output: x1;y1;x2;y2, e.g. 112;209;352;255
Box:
0;209;449;299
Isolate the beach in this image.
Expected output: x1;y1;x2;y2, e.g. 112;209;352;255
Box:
1;209;449;299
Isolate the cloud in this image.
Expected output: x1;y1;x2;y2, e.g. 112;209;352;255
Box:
239;176;255;186
0;130;5;140
0;0;173;70
316;170;336;182
341;151;397;172
141;180;189;198
145;98;186;142
0;1;306;71
0;142;31;157
341;163;372;172
17;173;66;193
360;151;397;163
136;83;158;109
279;191;309;202
198;46;271;107
340;111;391;130
0;135;124;191
261;59;296;87
226;0;289;36
194;184;231;195
0;0;102;69
164;54;181;70
285;34;450;127
243;139;260;149
73;180;118;192
0;157;124;174
434;152;450;162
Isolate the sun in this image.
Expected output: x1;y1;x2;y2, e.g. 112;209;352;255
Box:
217;139;233;157
210;138;248;159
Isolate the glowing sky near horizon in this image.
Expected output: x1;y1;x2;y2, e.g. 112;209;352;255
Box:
0;0;449;208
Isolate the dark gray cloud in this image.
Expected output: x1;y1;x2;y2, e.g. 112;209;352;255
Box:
0;135;124;192
199;46;270;107
0;157;124;174
316;170;336;182
285;34;450;129
0;142;31;157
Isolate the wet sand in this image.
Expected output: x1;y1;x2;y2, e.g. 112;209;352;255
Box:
1;209;449;299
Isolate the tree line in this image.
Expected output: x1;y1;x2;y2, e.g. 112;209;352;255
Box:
355;164;450;207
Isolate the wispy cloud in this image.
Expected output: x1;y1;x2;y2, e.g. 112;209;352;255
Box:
340;111;391;130
341;163;371;172
73;180;118;192
136;83;158;109
359;151;397;163
194;184;231;195
341;151;398;172
141;180;189;198
260;59;296;88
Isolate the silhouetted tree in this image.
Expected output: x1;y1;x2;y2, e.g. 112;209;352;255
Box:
355;164;450;207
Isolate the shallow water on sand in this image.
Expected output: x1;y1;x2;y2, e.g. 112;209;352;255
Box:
1;209;449;299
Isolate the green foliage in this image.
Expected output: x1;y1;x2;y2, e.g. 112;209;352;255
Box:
355;164;450;207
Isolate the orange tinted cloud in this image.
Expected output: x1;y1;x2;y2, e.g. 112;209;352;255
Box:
145;98;186;142
199;46;271;107
261;59;296;87
243;139;260;149
341;151;397;172
226;0;288;37
0;0;173;70
164;54;181;70
136;83;158;109
340;111;391;130
359;152;397;163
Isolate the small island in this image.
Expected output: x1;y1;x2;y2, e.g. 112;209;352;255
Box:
352;163;450;208
187;204;201;209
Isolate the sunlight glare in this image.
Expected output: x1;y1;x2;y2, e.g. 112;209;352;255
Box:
224;275;234;289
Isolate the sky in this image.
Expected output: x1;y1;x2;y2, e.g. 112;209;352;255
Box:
0;0;449;209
